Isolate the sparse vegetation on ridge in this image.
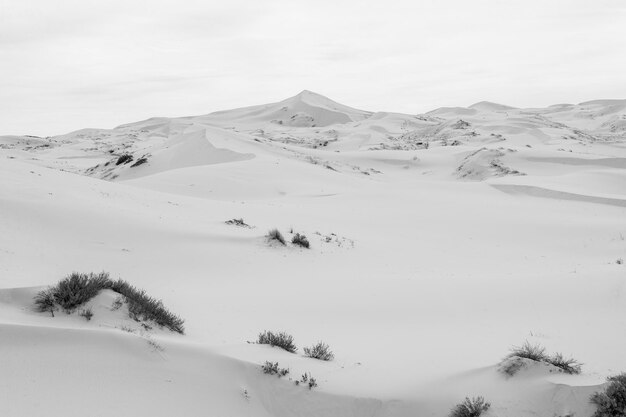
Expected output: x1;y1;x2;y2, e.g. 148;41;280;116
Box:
130;156;148;167
33;272;185;334
303;341;334;361
261;361;289;377
116;154;133;165
298;372;318;390
506;341;548;362
225;218;251;228
546;352;582;375
500;341;582;376
449;396;491;417
291;233;310;248
266;229;286;245
257;330;297;353
590;373;626;417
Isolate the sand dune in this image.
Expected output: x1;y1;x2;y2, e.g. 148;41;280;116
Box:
1;92;625;416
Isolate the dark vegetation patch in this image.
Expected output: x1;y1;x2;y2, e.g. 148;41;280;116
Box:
591;373;626;417
449;396;491;417
303;341;333;361
267;229;286;245
291;233;310;248
130;156;148;167
225;218;251;228
257;330;297;353
116;154;133;165
261;361;289;377
34;272;185;334
500;341;582;376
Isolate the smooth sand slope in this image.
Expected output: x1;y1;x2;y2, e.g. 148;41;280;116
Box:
1;92;625;416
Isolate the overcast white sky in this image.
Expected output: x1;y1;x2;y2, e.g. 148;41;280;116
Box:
1;0;625;136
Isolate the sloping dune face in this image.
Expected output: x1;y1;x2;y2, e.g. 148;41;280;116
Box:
108;128;256;181
1;92;626;417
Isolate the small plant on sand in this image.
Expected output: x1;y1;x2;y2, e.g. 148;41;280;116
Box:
297;373;317;389
507;341;548;362
34;288;56;316
116;154;133;165
449;396;491;417
617;258;623;265
546;352;582;375
225;218;251;228
261;361;289;377
291;233;310;248
303;341;334;361
262;361;278;374
79;307;93;321
590;373;626;417
267;228;286;245
257;330;297;353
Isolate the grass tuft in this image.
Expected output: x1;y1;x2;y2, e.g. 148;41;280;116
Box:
303;341;334;361
257;330;297;353
546;352;582;375
261;361;289;377
116;154;133;165
34;288;56;316
449;396;491;417
507;341;548;362
291;233;310;248
267;229;286;245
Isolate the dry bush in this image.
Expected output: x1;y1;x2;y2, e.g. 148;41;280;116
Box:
267;229;286;245
257;330;297;353
449;396;491;417
33;272;184;334
590;373;626;417
304;341;334;361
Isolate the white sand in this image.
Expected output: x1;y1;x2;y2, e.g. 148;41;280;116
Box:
1;92;625;416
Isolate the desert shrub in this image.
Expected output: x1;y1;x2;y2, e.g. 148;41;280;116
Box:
547;352;582;375
33;272;184;334
501;342;582;376
80;307;93;321
52;272;111;312
116;154;133;165
507;341;548;362
297;373;317;389
449;396;491;417
34;288;56;316
304;341;334;361
130;157;148;167
225;218;250;228
261;361;289;377
267;229;286;245
291;233;310;248
257;330;297;353
617;258;624;265
590;373;626;417
262;361;279;375
109;280;185;334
